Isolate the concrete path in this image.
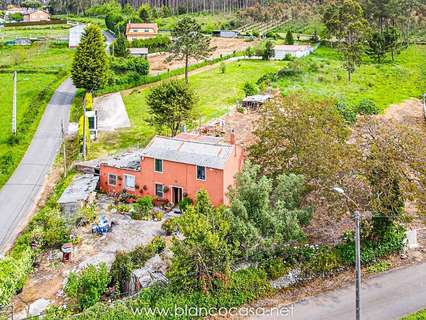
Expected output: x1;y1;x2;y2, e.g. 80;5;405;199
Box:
250;262;426;320
0;78;76;255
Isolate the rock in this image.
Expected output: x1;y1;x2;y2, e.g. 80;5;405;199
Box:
270;269;301;289
28;298;51;316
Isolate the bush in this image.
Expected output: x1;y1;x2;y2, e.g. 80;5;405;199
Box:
355;99;380;115
367;260;392;273
65;263;110;310
301;246;342;277
243;81;258;96
178;197;193;213
162;217;178;235
261;258;290;280
336;101;357;124
132;196;154;220
110;56;149;75
130;35;171;52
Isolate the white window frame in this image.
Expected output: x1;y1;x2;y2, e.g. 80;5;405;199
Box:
155;183;164;198
196;165;206;181
108;174;117;186
124;174;136;190
154;159;163;173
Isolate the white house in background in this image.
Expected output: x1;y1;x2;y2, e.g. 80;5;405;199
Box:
69;24;86;48
273;44;314;59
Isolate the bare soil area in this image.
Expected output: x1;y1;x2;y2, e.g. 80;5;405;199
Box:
148;37;258;74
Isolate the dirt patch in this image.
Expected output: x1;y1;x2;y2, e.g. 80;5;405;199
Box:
148;37;257;73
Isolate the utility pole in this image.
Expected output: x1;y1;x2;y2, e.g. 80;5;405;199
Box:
61;120;67;177
12;71;17;135
354;210;361;320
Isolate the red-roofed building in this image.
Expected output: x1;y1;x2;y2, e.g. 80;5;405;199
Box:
125;23;159;41
99;133;244;206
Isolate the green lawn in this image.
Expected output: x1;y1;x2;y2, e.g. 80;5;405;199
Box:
155;12;238;32
277;45;426;111
401;309;426;320
0;45;73;187
90;59;285;157
0;25;70;42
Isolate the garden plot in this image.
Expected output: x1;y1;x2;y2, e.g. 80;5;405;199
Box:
11;194;169;317
148;37;257;74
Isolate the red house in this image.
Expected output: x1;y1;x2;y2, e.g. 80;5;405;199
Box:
99;133;244;206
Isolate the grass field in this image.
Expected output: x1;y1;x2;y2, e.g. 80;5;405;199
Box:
155;12;238;32
0;45;73;187
90;59;285;157
0;25;70;42
0;44;74;71
277;45;426;111
401;309;426;320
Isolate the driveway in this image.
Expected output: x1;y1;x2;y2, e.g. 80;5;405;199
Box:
0;78;76;256
249;262;426;320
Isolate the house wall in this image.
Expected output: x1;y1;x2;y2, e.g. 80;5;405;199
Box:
99;166;144;197
99;148;244;206
222;145;244;205
273;48;312;59
139;158;225;206
24;11;49;22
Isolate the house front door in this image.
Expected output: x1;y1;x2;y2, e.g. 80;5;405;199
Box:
172;187;183;205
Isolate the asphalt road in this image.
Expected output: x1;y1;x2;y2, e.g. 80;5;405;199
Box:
250;262;426;320
0;78;76;256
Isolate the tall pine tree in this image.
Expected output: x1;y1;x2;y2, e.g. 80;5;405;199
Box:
71;24;109;92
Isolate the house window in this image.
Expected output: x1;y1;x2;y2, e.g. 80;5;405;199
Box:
144;29;149;32
124;175;135;189
108;174;117;186
155;184;164;198
154;159;163;172
197;166;206;181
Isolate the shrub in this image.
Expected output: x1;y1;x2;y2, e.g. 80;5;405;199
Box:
302;246;342;277
110;56;149;75
220;61;226;74
367;260;392;273
77;205;97;224
65;263;110;310
355;99;380;115
109;251;133;294
336;101;357;124
178;197;193;213
162;217;178;235
261;258;290;280
132;196;154;220
152;210;164;221
243;81;258;96
130;35;171;52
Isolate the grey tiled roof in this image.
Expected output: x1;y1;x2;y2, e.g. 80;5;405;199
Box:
58;174;99;204
142;136;234;169
102;151;143;170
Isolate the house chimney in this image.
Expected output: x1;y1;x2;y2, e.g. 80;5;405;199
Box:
229;129;236;145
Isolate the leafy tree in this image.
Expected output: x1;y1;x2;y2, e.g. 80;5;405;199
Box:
112;34;129;58
71;25;109;92
105;12;123;33
249;95;353;201
262;40;274;60
138;4;151;22
285;30;295;44
65;263;110;310
366;31;386;63
160;5;172;17
168;190;233;293
21;0;42;8
384;26;401;61
323;0;369;81
9;13;23;21
146;80;197;136
167;17;212;83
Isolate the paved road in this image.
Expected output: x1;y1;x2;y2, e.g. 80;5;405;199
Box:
0;78;76;255
250;262;426;320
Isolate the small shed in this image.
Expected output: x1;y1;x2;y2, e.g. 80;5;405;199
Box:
129;47;148;57
15;38;32;46
273;45;314;59
57;174;99;218
69;24;86;48
242;94;272;110
213;30;238;38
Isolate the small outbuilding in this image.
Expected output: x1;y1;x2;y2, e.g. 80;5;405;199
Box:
213;30;238;38
57;174;99;219
273;44;314;59
242;94;272;110
129;47;148;57
15;38;32;46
